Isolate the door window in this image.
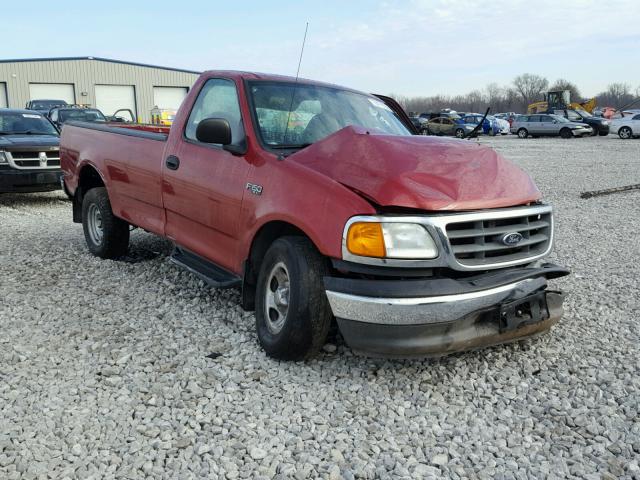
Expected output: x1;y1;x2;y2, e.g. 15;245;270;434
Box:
185;79;245;144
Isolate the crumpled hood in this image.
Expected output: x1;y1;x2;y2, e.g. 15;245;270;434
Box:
0;135;59;149
289;126;540;211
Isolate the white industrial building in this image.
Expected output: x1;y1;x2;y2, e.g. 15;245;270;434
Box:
0;56;200;123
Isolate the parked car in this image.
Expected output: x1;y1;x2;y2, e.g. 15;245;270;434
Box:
552;109;610;136
48;106;107;129
495;112;520;126
610;113;640;139
424;116;476;137
61;70;568;360
25;99;68;116
460;114;500;135
409;116;429;134
489;115;510;135
419;111;461;121
511;114;592;138
0;109;61;193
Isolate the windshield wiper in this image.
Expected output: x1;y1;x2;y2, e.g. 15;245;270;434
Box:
270;143;313;150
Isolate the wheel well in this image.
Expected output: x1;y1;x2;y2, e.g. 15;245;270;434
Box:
241;221;310;311
72;165;105;223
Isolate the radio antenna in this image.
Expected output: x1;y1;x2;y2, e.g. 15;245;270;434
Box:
282;22;309;147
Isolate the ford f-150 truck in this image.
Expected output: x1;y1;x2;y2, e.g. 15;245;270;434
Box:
61;71;569;360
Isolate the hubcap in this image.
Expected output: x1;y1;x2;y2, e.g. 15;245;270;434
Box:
621;128;630;139
87;203;104;245
264;262;290;334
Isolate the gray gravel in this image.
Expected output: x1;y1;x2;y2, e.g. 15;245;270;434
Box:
1;135;639;479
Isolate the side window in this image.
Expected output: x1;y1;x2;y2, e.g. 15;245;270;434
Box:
50;111;58;122
185;78;245;144
567;111;581;121
633;114;640;121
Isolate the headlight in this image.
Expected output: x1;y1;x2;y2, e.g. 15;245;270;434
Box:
346;221;438;259
0;151;7;164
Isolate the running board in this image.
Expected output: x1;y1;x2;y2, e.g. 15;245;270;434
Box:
170;247;241;289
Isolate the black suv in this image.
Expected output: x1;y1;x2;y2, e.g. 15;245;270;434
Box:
25;99;68;116
0;109;61;193
553;109;610;136
48;106;107;130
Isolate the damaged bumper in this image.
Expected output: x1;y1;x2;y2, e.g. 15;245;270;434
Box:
324;263;568;357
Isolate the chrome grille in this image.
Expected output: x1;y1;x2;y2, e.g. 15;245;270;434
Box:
5;150;60;170
445;208;552;267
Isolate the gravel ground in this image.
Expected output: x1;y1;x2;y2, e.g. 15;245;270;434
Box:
1;135;639;480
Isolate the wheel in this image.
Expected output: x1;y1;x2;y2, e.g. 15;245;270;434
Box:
420;128;429;136
560;128;572;139
598;131;609;137
590;127;598;136
517;128;528;139
81;187;130;259
254;236;332;360
454;128;465;138
619;127;633;139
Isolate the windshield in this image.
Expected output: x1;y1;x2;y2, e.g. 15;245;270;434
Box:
0;111;58;135
31;100;65;110
249;81;411;148
59;109;106;123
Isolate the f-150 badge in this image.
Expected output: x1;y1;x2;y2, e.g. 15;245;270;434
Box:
246;183;263;196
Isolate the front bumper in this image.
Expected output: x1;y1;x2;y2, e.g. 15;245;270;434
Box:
325;263;568;357
0;168;62;193
572;127;592;137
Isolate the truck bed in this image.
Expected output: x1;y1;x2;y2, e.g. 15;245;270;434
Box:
61;121;168;235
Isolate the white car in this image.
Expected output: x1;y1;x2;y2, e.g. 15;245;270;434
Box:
610;113;640;139
493;117;511;135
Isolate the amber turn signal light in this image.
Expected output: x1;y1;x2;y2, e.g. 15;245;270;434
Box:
346;222;386;258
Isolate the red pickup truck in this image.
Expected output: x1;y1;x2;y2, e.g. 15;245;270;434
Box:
61;71;568;360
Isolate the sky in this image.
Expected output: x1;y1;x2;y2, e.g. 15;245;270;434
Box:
2;0;639;98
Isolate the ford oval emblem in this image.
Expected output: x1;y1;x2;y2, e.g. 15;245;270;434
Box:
501;232;524;246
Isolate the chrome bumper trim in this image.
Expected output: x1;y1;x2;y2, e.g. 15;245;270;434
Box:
326;277;546;326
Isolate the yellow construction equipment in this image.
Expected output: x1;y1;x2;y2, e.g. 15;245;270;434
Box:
527;90;596;114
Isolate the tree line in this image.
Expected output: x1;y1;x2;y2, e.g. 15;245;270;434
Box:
394;74;640;115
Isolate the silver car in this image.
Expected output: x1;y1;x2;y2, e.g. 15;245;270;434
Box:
510;114;592;139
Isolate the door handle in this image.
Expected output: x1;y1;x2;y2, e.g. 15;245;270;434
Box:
166;155;180;170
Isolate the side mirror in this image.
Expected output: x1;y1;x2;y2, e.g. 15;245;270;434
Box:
196;118;232;145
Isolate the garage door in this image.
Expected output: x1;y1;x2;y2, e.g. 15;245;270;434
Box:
95;85;136;118
153;87;188;110
0;83;7;108
29;83;75;104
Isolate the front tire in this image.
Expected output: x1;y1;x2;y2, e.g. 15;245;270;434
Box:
254;237;332;360
81;187;130;259
619;127;633;139
560;128;573;139
455;128;465;138
517;128;528;139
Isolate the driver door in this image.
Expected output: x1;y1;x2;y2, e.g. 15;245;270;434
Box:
162;78;251;272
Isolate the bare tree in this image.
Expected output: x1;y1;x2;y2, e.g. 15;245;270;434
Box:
596;83;635;108
512;74;549;110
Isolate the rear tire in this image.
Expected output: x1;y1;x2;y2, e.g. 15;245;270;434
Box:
560;128;572;139
254;236;332;360
455;128;465;138
598;131;609;136
81;187;130;259
619;127;633;139
517;128;528;139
